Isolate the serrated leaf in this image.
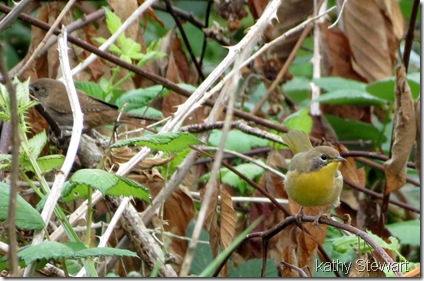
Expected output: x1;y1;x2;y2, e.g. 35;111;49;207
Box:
26;131;47;159
283;107;312;133
75;81;106;100
74;247;138;259
0;183;44;230
15;241;138;267
18;241;75;265
23;154;65;174
93;37;122;55
116;85;169;110
106;175;150;202
104;8;125;45
311;89;387;106
313;77;367;92
111;132;203;152
121;38;142;60
61;169;150;203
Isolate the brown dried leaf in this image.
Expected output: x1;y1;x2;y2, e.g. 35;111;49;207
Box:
201;184;220;257
265;0;314;62
220;185;237;249
319;22;371;122
348;253;386;277
384;65;416;194
342;0;404;82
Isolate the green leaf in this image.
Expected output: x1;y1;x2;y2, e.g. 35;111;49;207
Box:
14;241;138;267
103;8;125;45
283;107;312;133
313;77;367;92
18;241;75;265
325;114;384;147
366;73;420;102
0;154;12;170
200;162;265;194
116;85;169;110
61;169;150;202
75;81;106;101
74;247;138;259
121;38;142;60
386;220;420;246
221;162;265;193
208;130;268;153
331;231;401;256
128;107;163;119
283;77;311;105
311;89;387;106
23;154;65;174
26;131;47;159
111;132;203;152
0;183;44;230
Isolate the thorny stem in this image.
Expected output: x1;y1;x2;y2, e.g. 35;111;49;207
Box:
0;43;19;277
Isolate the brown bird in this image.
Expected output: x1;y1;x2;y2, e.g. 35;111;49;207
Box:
29;78;155;130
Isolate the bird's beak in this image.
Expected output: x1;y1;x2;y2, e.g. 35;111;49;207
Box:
334;156;346;162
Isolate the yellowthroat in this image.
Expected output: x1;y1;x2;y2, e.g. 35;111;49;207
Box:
282;130;346;209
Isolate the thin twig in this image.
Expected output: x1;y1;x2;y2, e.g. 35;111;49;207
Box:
164;0;205;80
0;0;32;32
199;0;213;70
0;42;19;277
402;0;420;71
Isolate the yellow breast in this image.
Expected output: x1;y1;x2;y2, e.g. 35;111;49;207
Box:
285;162;342;207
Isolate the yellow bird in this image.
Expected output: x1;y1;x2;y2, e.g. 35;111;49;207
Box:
282;130;346;209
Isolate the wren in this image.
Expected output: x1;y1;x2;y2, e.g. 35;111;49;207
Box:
29;78;154;130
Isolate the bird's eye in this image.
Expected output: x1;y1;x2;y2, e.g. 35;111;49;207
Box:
33;86;40;91
320;154;328;161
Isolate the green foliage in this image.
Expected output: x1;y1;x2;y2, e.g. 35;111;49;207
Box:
116;85;170;110
386;220;420;246
199;162;265;194
75;81;105;101
331;231;402;258
208;130;268;153
0;130;64;174
0;183;44;230
0;241;138;271
312;77;386;106
95;8;165;64
61;169;150;203
325;114;385;147
366;72;420;102
283;107;313;133
111;132;203;152
0;78;37;122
